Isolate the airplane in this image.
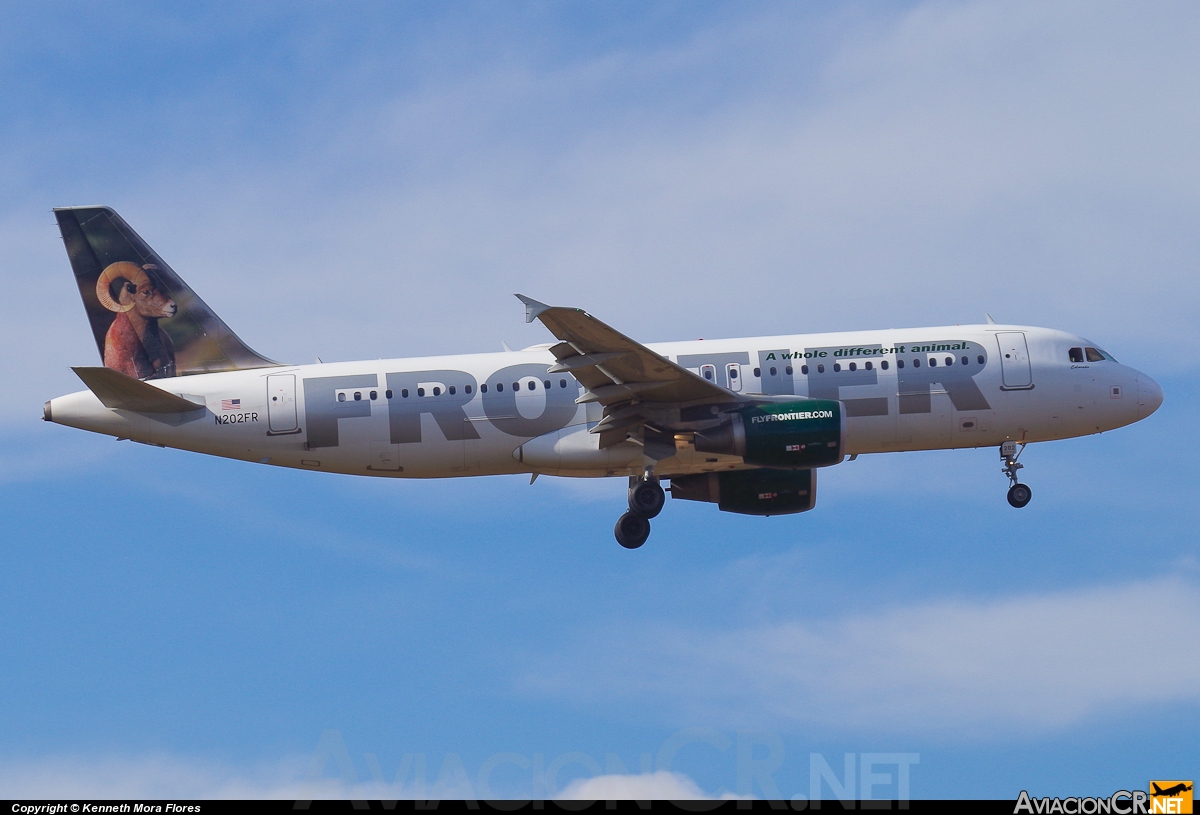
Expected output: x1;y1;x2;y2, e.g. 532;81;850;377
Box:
43;206;1164;548
1151;783;1193;798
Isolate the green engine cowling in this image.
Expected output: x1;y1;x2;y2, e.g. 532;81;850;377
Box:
694;399;844;468
670;468;816;516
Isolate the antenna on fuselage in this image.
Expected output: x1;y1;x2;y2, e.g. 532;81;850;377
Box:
985;313;997;325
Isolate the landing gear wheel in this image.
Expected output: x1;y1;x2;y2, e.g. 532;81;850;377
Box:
629;480;665;519
614;512;651;549
1000;442;1031;508
1007;483;1032;508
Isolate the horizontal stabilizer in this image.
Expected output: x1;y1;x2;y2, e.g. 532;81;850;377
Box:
72;366;205;414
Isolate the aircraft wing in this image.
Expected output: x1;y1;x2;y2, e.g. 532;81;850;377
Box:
516;295;738;449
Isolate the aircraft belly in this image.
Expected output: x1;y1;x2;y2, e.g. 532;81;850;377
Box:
892;391;952;451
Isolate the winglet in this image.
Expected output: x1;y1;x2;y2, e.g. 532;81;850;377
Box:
515;294;552;324
985;313;997;325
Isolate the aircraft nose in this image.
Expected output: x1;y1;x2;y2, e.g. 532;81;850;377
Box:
1136;373;1163;419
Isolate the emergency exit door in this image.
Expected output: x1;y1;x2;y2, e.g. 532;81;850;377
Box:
266;374;300;434
996;332;1033;389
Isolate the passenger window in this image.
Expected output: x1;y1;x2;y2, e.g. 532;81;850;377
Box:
833;363;841;372
386;389;393;399
465;385;473;394
1085;347;1105;362
945;357;953;366
432;387;441;396
961;355;968;365
977;355;985;364
496;383;503;392
865;361;872;370
881;360;889;370
1069;347;1084;363
771;366;778;376
729;368;738;380
753;367;761;377
544;380;551;389
897;360;904;369
913;359;921;368
800;365;808;374
449;386;456;395
817;364;825;373
513;382;520;391
354;391;362;400
848;362;856;371
929;358;936;367
560;379;567;387
337;393;346;402
417;388;425;397
480;384;487;393
402;388;409;398
785;366;792;375
370;391;378;400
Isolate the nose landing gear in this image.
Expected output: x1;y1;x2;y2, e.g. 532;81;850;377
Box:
1001;441;1032;508
615;472;665;549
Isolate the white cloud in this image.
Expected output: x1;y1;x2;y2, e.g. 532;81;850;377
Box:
558;770;733;801
523;576;1200;737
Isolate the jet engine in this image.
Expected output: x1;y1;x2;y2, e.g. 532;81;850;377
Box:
669;468;817;516
693;399;844;468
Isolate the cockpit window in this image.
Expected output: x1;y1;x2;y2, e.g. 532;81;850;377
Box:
1069;347;1084;363
1085;347;1107;362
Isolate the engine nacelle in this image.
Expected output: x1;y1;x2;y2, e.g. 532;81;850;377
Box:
670;468;817;516
693;399;844;468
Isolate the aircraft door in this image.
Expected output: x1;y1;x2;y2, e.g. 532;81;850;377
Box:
996;332;1033;389
726;363;743;392
266;374;300;434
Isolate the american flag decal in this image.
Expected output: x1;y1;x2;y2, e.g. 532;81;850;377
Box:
220;398;241;411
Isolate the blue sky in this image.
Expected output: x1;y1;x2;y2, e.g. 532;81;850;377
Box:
1;0;1197;800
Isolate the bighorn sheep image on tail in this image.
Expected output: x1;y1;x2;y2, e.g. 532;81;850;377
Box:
96;261;178;379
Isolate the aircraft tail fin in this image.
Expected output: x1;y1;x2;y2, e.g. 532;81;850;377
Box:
54;206;278;379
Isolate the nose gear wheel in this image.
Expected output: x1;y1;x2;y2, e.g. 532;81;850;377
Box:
1007;483;1032;508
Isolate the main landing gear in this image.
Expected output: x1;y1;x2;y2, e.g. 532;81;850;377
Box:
615;472;665;549
1001;441;1032;508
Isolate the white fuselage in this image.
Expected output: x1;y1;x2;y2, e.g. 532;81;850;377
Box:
46;324;1162;479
